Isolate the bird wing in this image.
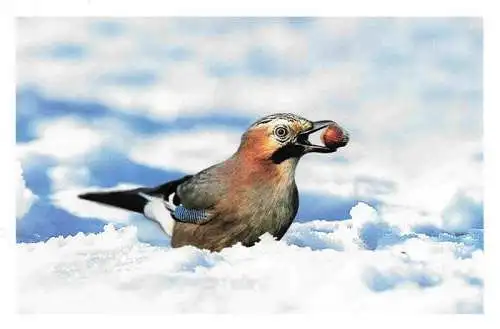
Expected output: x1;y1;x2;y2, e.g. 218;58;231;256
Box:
142;175;213;224
138;164;226;225
176;164;226;210
146;175;193;206
78;164;225;226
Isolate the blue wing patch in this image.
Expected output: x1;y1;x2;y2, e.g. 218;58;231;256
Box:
173;205;209;224
138;191;210;225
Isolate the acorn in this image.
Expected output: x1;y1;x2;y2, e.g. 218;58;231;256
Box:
321;123;349;149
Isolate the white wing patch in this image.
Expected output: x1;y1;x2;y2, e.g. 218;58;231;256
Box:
140;193;175;236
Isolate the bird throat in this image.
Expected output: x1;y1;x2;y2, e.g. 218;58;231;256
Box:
270;144;303;164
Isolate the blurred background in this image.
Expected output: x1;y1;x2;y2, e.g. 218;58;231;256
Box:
16;17;483;244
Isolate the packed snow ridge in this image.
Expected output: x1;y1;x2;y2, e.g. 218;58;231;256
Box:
17;203;483;314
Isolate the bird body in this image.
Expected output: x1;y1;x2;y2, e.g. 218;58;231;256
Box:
172;153;299;251
79;113;349;252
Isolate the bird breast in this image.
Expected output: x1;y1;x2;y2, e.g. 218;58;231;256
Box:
216;157;299;238
171;156;300;250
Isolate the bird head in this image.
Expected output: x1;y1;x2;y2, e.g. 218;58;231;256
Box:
238;113;349;164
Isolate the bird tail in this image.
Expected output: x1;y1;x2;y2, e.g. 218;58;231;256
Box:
78;188;177;236
78;176;193;236
78;188;150;214
78;176;192;213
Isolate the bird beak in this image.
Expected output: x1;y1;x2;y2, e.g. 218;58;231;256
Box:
295;120;339;153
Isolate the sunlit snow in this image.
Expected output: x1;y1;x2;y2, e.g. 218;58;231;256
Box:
17;203;483;313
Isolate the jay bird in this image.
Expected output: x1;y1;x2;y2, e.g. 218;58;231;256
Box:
79;113;349;252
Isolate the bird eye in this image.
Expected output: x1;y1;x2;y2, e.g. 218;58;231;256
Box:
274;126;290;140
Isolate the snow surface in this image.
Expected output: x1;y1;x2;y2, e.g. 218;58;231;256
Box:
17;203;483;314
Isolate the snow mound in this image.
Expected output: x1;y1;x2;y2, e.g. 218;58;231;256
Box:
286;202;401;251
17;203;483;313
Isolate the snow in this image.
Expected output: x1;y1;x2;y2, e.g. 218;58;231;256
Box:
13;17;484;316
16;162;36;220
16;117;105;162
17;203;483;313
128;128;241;173
15;18;483;227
